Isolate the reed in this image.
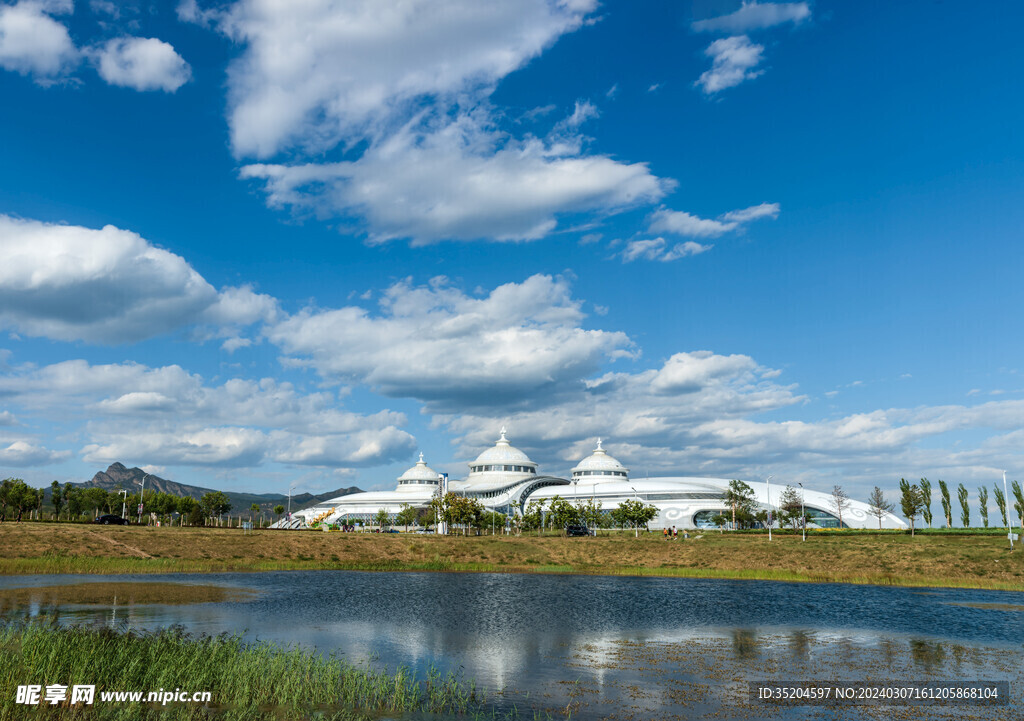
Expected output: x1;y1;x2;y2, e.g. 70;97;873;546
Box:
0;623;497;720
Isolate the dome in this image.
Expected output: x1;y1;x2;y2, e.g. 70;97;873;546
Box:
396;453;440;491
470;427;534;466
572;439;629;483
467;428;538;477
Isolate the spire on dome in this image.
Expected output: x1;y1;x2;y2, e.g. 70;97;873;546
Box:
418;452;425;463
595;438;603;451
498;426;508;443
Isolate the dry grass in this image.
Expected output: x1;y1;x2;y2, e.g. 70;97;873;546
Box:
2;522;1023;590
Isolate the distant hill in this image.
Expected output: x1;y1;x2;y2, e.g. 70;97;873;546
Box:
69;462;361;513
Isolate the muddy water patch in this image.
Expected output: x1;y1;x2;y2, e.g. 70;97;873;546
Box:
946;601;1024;612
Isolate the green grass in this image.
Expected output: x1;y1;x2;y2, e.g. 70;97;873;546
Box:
0;624;499;720
4;550;1022;592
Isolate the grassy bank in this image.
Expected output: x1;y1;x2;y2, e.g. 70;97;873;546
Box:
0;624;491;721
2;522;1023;591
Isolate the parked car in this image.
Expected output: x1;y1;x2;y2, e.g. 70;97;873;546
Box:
564;524;594;537
94;514;129;526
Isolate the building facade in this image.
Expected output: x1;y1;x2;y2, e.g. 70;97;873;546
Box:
281;429;907;530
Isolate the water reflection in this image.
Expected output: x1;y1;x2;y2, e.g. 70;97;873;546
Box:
0;572;1022;719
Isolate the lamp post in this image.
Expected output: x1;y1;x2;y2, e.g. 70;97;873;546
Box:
798;482;806;542
119;489;128;520
766;475;774;541
1004;471;1014;550
572;478;579;528
135;474;150;525
287;482;297;522
630;486;639;537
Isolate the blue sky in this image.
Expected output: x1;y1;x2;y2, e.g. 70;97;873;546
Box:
1;0;1023;513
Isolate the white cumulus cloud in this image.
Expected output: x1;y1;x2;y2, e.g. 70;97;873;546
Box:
692;1;811;34
621;238;710;263
696;35;765;94
93;36;192;92
0;215;276;343
242;113;667;245
0;439;70;466
266;274;634;409
212;0;598;158
648;202;779;238
185;0;669;245
0;0;78;81
0;358;416;469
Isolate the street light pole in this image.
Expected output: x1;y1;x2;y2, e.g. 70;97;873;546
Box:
136;474;150;525
766;475;773;541
287;482;297;523
1004;471;1014;550
630;486;639;537
798;482;806;542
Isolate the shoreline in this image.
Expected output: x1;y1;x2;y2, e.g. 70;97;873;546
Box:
4;522;1023;593
3;556;1024;593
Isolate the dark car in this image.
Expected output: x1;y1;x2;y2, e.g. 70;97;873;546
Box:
564;524;594;537
94;514;129;526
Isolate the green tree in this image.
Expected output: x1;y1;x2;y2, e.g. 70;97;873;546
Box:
521;498;546;534
576;498;604;531
919;478;932;527
80;487;107;519
615;498;658;537
957;483;970;528
1012;480;1024;534
977;486;989;528
938;480;952;528
273;504;285;519
0;479;10;521
396;503;418;531
899;478;924;536
200;491;231;523
723;480;756;530
50;480;62;520
778;485;804;530
867;486;894;530
547;495;579;532
62;483;74;518
994;485;1008;528
373;507;390;530
176;496;197;526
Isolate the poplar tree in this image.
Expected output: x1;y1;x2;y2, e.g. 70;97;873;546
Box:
899;478;924;536
978;486;989;528
994;485;1008;529
957;483;969;528
938;480;952;528
919;478;933;527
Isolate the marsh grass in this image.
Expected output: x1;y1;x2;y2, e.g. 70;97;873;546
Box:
0;623;498;720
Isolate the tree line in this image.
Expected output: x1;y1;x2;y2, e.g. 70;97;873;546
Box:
350;492;661;536
0;478;293;526
897;477;1024;535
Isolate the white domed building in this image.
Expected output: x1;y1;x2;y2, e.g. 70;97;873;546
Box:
285;453;441;528
280;431;907;530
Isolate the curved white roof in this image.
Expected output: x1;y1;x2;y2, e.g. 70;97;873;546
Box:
572;438;629;480
470;427;535;466
398;453;439;483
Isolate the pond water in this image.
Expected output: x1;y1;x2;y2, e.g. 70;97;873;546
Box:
2;571;1022;720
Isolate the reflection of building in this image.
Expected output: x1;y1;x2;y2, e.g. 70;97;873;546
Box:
283;429;907;530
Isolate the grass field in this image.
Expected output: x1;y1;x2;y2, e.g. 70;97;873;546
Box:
0;624;491;721
2;522;1023;590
